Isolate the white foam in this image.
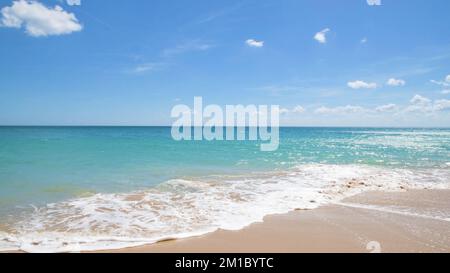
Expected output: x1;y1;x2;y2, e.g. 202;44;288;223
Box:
1;164;449;253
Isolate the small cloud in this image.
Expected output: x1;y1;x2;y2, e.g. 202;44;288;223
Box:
367;0;381;6
347;80;377;89
314;28;330;44
410;94;431;106
360;37;368;44
293;106;306;114
245;39;264;48
430;79;450;87
375;104;397;112
441;90;450;95
315;105;368;115
386;78;406;87
67;0;81;6
430;75;450;87
0;0;82;37
404;96;432;114
274;106;306;115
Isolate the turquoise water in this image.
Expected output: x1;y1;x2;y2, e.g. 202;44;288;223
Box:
1;126;449;210
0;127;449;252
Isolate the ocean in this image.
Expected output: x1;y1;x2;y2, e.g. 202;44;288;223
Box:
0;126;449;252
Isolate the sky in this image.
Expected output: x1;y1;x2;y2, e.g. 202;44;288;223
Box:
0;0;450;127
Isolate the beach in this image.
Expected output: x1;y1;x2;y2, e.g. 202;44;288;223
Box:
0;127;449;253
2;0;450;258
101;189;450;253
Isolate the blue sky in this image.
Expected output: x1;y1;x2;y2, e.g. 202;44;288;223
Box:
0;0;450;126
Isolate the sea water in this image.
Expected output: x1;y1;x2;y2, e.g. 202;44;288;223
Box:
0;127;449;252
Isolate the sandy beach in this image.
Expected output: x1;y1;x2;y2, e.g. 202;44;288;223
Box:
99;189;450;253
2;0;450;258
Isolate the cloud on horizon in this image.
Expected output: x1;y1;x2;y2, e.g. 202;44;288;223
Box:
312;95;450;116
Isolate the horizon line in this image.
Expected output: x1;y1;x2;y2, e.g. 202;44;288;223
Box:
1;125;450;129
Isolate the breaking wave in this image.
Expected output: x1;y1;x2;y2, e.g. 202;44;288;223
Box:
1;164;449;252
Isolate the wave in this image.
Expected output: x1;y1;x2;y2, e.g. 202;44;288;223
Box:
1;164;449;253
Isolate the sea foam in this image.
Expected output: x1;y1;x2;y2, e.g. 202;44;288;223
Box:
0;164;449;253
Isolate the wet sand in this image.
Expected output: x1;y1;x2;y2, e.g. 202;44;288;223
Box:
102;190;450;253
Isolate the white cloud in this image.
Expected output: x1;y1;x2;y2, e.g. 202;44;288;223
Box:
0;0;82;37
315;105;367;115
431;80;450;87
404;94;450;113
314;28;330;44
407;96;428;111
430;75;450;87
441;90;450;95
375;104;397;112
66;0;81;6
360;37;368;44
410;94;431;106
273;106;306;115
386;78;406;87
312;95;450;118
434;99;450;111
293;106;306;114
347;80;377;89
245;39;264;48
367;0;381;6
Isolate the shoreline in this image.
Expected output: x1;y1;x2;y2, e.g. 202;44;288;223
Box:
2;189;449;253
95;189;450;253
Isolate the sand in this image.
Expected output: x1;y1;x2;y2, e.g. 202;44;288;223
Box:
3;190;448;253
100;190;450;253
